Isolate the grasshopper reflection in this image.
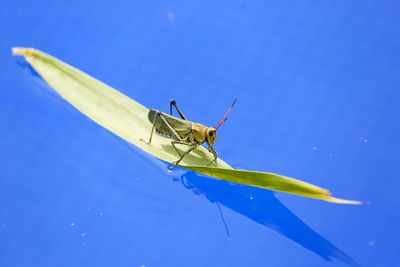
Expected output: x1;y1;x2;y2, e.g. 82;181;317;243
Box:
142;99;237;169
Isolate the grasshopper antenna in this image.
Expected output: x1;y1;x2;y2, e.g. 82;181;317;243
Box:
215;98;238;131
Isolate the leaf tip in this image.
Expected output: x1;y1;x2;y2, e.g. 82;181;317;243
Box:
12;47;36;56
325;196;364;205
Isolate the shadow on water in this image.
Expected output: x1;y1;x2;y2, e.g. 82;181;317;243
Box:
15;61;60;97
175;171;361;267
16;61;41;78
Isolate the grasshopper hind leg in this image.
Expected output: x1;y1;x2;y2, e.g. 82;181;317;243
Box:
141;110;184;145
169;143;200;170
171;140;191;157
170;99;188;120
140;111;160;144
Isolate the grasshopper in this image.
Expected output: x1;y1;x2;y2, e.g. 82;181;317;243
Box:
142;98;237;169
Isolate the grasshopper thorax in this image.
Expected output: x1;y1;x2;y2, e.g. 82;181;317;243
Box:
205;127;217;144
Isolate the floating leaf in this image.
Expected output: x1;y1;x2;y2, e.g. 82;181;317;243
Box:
12;47;362;204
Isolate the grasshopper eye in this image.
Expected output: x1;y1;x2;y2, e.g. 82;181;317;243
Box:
206;127;217;144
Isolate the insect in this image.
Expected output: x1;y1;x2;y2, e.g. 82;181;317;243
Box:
141;98;237;169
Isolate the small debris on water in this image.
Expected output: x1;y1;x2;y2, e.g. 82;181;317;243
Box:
166;9;176;25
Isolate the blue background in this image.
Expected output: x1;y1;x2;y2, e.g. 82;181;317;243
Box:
1;0;399;266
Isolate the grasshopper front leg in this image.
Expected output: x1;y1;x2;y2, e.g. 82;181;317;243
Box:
206;142;218;166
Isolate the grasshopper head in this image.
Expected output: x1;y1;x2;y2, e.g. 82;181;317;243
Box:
206;127;217;144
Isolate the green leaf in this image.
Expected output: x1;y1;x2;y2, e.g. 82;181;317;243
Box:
12;47;362;204
185;166;361;204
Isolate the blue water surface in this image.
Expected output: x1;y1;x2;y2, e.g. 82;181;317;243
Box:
1;1;399;266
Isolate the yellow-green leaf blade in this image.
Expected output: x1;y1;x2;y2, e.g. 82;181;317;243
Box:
186;166;362;204
13;47;362;204
12;47;230;168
